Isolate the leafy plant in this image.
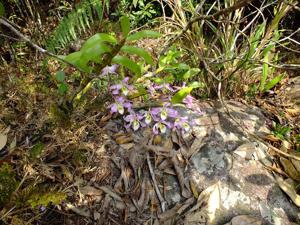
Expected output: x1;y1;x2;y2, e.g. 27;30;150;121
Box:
161;0;294;97
272;122;292;140
57;16;162;109
46;0;107;52
113;0;160;27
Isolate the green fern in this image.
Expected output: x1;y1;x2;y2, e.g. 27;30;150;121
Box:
46;0;109;53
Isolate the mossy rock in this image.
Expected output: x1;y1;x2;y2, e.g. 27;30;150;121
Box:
0;163;18;206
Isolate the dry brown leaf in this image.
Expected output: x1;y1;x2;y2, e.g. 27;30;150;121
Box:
263;134;280;142
285;107;300;116
0;133;7;151
8;135;17;153
61;165;73;182
153;135;162;145
190;180;199;199
291;152;300;173
0;127;9;151
115;135;133;144
275;175;300;207
66;203;91;218
280;140;291;152
280;157;300;181
80;185;103;196
120;143;134;150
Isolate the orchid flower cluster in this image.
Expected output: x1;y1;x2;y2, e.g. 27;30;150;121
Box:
107;68;201;134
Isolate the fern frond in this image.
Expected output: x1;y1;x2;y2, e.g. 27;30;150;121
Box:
46;0;107;53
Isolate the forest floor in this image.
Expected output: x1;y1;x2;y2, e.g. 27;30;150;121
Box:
0;21;300;225
0;43;300;224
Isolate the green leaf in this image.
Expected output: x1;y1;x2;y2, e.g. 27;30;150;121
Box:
121;45;153;65
264;73;284;91
81;42;111;63
0;2;5;17
133;0;138;7
64;52;90;72
120;16;131;37
189;81;203;88
55;71;65;82
65;51;82;64
112;55;141;76
127;30;161;41
182;68;200;80
259;53;269;92
171;87;193;104
30;142;44;159
248;22;266;58
58;83;68;95
81;33;117;51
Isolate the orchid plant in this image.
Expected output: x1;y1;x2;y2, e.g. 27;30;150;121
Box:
107;67;202;134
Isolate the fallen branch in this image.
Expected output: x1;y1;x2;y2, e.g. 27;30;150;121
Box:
146;152;167;212
0;17;85;72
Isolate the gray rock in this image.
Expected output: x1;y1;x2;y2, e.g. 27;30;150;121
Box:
165;101;300;225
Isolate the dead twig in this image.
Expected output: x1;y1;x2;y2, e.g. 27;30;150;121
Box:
146;152;167;212
0;17;86;73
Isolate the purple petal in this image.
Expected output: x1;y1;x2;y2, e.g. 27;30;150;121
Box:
124;114;133;122
110;84;122;90
150;107;161;115
122;77;130;83
112;89;119;95
153;123;159;134
116;96;125;103
166;108;178;118
123;102;132;110
110;104;117;113
162;121;172;128
109;64;119;73
166;84;176;92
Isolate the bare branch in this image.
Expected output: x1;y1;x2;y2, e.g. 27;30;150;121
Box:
0;17;84;72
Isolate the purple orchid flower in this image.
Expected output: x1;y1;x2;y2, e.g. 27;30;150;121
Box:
139;107;161;125
101;64;119;76
174;117;190;132
147;84;156;96
110;77;134;96
160;103;178;120
183;95;203;114
124;110;144;131
154;83;176;92
153;120;172;134
109;96;132;115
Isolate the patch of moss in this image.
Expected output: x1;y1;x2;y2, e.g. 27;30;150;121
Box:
27;190;66;208
72;149;88;166
0;163;18;206
49;104;71;128
29;142;45;159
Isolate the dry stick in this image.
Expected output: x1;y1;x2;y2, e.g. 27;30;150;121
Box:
0;17;86;73
159;0;255;56
146;152;167;212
